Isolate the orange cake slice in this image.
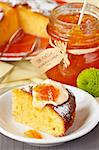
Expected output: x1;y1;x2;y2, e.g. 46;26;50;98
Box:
16;5;49;38
0;2;19;46
12;79;76;137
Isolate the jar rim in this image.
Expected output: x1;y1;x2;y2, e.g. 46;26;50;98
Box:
50;2;99;26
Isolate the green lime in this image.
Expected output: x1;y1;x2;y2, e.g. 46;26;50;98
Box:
77;68;99;97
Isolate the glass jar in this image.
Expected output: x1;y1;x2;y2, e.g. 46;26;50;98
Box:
46;3;99;86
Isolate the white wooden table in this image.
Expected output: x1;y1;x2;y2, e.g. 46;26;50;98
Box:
0;124;99;150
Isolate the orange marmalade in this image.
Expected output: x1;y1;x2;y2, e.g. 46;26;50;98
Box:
24;130;43;139
47;3;99;86
0;32;48;58
34;84;60;101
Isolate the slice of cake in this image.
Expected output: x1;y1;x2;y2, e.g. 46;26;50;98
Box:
12;79;76;137
0;2;19;46
0;0;58;46
16;5;49;38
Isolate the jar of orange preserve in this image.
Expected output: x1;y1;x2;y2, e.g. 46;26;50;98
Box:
46;3;99;86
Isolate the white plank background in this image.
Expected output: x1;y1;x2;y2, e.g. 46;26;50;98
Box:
0;124;98;150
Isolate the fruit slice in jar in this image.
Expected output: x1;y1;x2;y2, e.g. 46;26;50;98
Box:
58;13;98;48
0;2;19;46
16;5;49;38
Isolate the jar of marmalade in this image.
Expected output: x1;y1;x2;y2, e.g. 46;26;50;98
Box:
46;3;99;86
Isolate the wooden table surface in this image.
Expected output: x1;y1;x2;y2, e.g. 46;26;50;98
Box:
0;124;99;150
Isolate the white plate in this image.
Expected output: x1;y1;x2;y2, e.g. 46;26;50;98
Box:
0;85;98;147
